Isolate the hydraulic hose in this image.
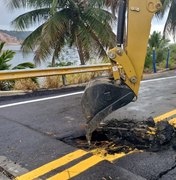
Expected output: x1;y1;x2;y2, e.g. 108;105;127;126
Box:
117;0;126;47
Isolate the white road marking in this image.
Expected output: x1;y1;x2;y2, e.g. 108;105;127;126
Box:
0;75;175;109
141;75;176;83
0;92;83;109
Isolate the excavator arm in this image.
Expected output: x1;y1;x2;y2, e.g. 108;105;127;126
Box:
81;0;162;144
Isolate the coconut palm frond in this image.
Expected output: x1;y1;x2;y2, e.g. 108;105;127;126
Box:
163;1;176;40
0;42;6;53
75;25;91;62
21;24;45;53
0;42;15;70
0;50;16;63
84;8;116;47
6;0;53;9
41;9;70;46
156;0;171;18
12;62;36;69
33;40;52;65
33;9;70;64
12;8;51;30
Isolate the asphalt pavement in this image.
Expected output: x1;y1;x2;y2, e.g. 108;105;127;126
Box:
0;73;176;180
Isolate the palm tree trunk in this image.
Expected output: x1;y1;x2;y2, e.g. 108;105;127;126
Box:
51;47;59;67
76;35;85;65
51;55;56;67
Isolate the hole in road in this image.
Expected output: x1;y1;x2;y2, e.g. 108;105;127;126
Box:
59;118;176;155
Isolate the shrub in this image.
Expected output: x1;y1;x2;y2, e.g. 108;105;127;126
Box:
13;79;39;91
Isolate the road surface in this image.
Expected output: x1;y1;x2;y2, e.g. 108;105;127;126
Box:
0;74;176;180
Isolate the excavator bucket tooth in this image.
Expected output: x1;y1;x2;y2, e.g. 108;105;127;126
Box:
81;78;135;143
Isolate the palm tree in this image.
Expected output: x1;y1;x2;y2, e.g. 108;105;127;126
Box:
0;42;36;70
12;62;36;69
158;0;176;39
93;0;176;39
0;42;37;90
6;0;116;66
148;31;169;63
0;42;15;70
148;31;170;49
145;31;170;68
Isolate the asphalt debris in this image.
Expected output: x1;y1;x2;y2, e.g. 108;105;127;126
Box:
102;117;176;152
61;117;176;155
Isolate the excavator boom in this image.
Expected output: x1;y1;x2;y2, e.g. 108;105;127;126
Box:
81;0;162;144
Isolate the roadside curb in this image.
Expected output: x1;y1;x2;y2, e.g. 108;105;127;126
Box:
0;156;28;180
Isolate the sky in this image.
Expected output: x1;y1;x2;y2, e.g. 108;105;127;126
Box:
0;1;32;30
0;1;173;42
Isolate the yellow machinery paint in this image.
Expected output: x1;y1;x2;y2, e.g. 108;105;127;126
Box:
109;0;162;96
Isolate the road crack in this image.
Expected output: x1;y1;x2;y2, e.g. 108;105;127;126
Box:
155;160;176;179
0;114;57;138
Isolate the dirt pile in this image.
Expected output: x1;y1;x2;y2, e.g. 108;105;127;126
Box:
102;118;176;152
60;118;176;155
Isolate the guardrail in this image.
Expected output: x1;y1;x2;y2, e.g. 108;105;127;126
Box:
0;64;111;81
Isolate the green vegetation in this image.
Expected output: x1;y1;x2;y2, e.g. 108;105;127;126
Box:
47;61;74;67
168;44;176;69
7;0;116;66
0;42;38;90
0;42;15;90
0;42;15;70
145;31;176;72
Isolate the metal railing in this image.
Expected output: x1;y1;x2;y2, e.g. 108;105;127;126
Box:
0;64;111;81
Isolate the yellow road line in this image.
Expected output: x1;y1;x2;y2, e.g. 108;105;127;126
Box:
90;148;127;162
16;150;88;180
91;148;142;162
102;152;126;162
154;109;176;123
169;118;176;127
47;155;103;180
16;110;176;180
47;150;138;180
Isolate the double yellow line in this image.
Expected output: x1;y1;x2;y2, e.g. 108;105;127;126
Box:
16;109;176;180
16;150;87;180
16;149;126;180
154;109;176;127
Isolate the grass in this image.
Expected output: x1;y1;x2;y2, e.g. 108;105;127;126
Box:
157;59;176;71
66;72;101;85
42;72;106;89
42;76;63;89
13;79;39;91
144;59;176;73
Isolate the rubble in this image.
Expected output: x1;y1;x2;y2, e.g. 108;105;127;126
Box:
102;117;176;152
61;117;176;155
